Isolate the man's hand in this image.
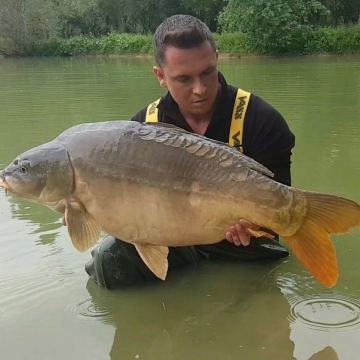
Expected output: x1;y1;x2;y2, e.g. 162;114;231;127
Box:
225;219;274;246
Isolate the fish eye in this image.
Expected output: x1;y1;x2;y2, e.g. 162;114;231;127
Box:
18;160;30;173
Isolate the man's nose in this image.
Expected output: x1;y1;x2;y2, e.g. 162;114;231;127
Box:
192;79;206;96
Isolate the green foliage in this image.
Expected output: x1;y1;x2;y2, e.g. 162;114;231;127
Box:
182;0;228;31
101;33;153;54
29;36;103;56
214;32;248;54
218;0;331;54
28;33;154;56
306;24;360;53
319;0;360;25
27;32;248;57
25;25;360;57
1;0;360;57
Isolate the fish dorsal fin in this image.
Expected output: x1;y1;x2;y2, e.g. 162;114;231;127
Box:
143;122;274;178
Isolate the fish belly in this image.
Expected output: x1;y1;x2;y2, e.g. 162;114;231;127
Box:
76;177;281;247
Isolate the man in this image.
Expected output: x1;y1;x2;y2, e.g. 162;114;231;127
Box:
85;14;296;289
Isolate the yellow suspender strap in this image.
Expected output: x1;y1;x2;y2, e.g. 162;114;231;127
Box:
229;88;251;153
145;90;250;152
145;98;161;122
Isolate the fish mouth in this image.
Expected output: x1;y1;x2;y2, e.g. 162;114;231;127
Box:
0;171;10;196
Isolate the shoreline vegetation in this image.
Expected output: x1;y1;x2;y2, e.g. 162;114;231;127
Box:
1;26;360;58
1;0;359;58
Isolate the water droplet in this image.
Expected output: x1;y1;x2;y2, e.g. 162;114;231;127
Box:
287;293;360;332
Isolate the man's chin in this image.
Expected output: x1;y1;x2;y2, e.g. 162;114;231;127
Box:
190;102;212;114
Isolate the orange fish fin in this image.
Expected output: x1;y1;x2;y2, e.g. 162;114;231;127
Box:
300;191;360;233
283;191;360;288
283;220;338;288
65;201;102;252
134;244;169;280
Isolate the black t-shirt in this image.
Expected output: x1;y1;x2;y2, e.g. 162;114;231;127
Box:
131;72;296;186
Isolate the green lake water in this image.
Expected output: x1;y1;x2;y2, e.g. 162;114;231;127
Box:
0;54;360;360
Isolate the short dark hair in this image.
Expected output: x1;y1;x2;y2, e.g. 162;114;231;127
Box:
153;14;217;66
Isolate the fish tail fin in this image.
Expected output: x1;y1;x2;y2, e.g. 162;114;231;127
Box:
282;191;360;288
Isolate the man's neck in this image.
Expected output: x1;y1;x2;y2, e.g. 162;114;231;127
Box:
180;107;214;124
180;108;214;135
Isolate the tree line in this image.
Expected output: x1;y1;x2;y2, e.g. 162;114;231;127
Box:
0;0;359;56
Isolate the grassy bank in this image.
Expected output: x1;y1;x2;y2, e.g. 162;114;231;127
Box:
2;25;360;57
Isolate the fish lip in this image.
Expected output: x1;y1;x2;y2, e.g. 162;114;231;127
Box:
0;171;11;195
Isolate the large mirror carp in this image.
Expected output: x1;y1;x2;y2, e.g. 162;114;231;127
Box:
1;120;360;288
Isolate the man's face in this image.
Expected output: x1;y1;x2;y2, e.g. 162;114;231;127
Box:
153;41;219;116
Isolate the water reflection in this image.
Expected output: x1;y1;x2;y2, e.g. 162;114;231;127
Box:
84;260;296;359
309;347;339;360
81;256;360;360
1;191;62;246
277;269;360;360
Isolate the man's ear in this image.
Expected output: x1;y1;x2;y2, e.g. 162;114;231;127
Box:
153;66;167;88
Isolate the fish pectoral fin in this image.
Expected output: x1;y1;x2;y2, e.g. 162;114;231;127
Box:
238;219;275;239
247;229;275;239
65;201;102;252
134;244;169;280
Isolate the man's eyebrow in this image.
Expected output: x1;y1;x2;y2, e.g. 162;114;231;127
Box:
173;65;216;79
201;65;216;74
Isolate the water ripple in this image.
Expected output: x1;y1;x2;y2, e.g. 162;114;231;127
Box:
66;297;114;323
0;271;72;315
287;293;360;332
